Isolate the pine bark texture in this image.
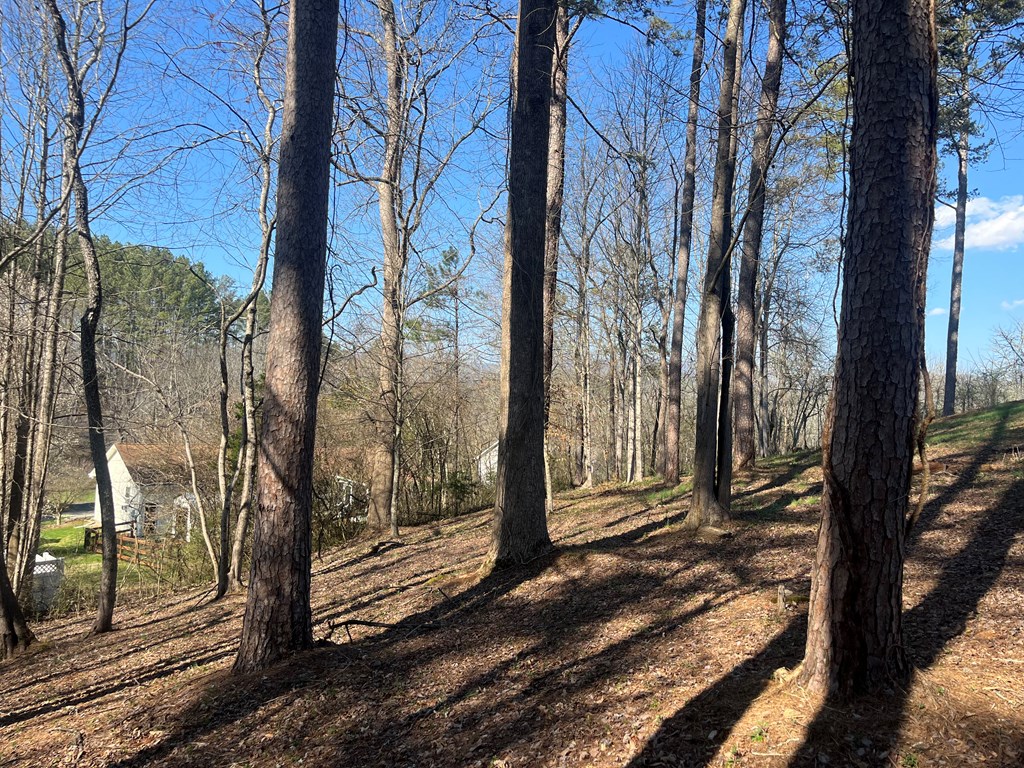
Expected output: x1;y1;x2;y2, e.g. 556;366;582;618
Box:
664;0;707;485
800;0;937;697
734;0;787;469
488;0;556;568
234;0;338;674
686;0;746;528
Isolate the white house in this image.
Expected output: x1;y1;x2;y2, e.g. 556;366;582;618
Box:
475;440;499;482
89;443;196;539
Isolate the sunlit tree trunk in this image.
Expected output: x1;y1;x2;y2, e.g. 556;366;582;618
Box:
234;0;338;673
542;2;569;510
686;0;746;529
43;0;119;634
664;0;706;485
800;0;937;697
368;0;405;535
487;0;556;569
942;128;968;416
734;0;787;469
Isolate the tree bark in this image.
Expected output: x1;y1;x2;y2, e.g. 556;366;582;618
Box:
43;0;119;634
542;2;569;513
234;0;338;673
487;0;556;569
800;0;937;698
664;0;706;485
368;0;405;535
734;0;787;469
0;561;32;658
942;130;968;416
686;0;746;529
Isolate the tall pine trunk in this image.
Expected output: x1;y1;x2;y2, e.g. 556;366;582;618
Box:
487;0;556;569
234;0;338;673
734;0;787;469
800;0;937;697
664;0;706;485
942;129;968;416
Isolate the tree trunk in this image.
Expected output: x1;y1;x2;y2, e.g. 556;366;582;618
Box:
0;562;32;658
17;226;68;595
487;0;556;569
229;14;279;592
686;0;746;529
234;0;337;673
576;263;593;488
543;2;568;429
664;0;705;486
43;0;119;634
368;0;406;535
942;131;968;417
800;0;937;698
228;270;266;590
734;0;787;469
542;4;568;513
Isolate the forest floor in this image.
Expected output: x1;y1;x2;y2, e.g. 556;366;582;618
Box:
3;402;1023;768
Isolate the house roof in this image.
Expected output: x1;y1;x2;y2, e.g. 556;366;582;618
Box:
94;443;216;488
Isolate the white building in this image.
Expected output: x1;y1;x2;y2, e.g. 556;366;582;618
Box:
475;440;499;482
89;443;196;539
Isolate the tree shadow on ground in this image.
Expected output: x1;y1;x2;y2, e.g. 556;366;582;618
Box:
625;614;807;767
786;468;1024;766
101;518;784;767
625;409;1022;768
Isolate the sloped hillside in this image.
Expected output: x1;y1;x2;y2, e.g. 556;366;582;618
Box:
2;402;1023;768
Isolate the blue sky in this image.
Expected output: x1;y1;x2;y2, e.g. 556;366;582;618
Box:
928;140;1024;365
79;3;1023;373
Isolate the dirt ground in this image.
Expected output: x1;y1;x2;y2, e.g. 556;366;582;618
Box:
2;403;1023;768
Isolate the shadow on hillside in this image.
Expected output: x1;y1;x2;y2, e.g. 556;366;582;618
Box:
0;637;237;729
105;522;775;767
732;452;818;502
625;614;807;767
0;597;242;718
786;468;1024;766
908;404;1012;546
626;409;1023;768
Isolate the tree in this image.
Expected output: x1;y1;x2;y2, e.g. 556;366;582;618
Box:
937;0;1024;416
542;2;570;511
733;0;788;469
487;0;557;568
335;1;501;537
234;0;338;673
664;0;706;486
799;0;937;696
685;0;746;530
42;0;146;635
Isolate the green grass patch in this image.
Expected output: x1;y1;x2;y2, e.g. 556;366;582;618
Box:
644;480;692;507
39;523;100;566
928;400;1024;449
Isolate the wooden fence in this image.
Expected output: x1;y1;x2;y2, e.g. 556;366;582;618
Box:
116;534;161;567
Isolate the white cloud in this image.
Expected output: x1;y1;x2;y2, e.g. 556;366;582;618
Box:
1001;298;1024;311
934;195;1024;251
928;307;947;316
